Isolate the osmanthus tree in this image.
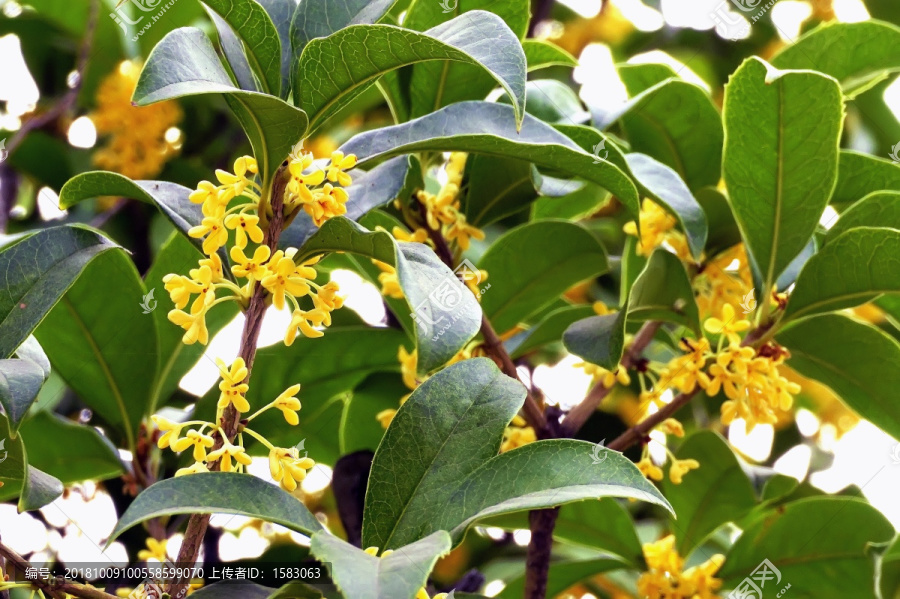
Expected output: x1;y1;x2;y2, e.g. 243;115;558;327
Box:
2;0;900;598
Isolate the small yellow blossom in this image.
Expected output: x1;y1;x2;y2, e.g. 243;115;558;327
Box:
376;408;398;429
704;304;751;345
592;301;612;315
168;308;210;345
326;151;357;186
637;455;664;481
207;440;252;472
269;447;316;492
172;429;215;462
669;458;700;484
623;199;681;257
151;415;183;449
261;251;312;310
577;362;631;389
189;206;229;256
273;384;302;425
375;260;404;299
217;357;251;413
176;461;210;477
399;346;419;391
137;538;168;563
659;418;684;437
500;424;537;453
224;212;264;249
230;245;271;280
285;308;327;343
637;535;724;599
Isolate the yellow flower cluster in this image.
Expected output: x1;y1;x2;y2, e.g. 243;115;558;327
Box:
285;146;357;225
637;535;724;599
92;60;181;180
164;155;345;347
415;153;485;251
151;358;316;493
623;199;690;259
363;547;450;599
636;419;700;485
694;244;754;318
501;414;537;453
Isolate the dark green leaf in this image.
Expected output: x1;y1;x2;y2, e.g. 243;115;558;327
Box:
562;311;626;370
463;156;538;226
506;304;596;358
209;9;259;92
618;62;679;95
718;497;893;599
202;0;282;95
14;337;50;382
134;27;308;180
0;414;26;502
624;152;708;258
697;187;742;256
340;373;407;455
479;220;609;334
778;314;900;442
363;358;525;549
0;359;45;435
782;227;900;322
311;530;450;599
18;411;125;484
295;12;526;131
825;191;900;242
497;558;628;599
832;151;900;207
0;225;120;359
34;251;158;450
505;79;589;124
723;57;843;294
771;20;900;96
290;0;396;57
523;39;577;71
661;431;757;555
109;472;324;544
18;465;63;513
255;0;295;95
340;101;641;221
628;249;701;334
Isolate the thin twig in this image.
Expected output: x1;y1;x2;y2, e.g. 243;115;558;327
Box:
0;541;118;599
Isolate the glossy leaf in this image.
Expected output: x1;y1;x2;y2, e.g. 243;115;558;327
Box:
34;250;158;450
463;155;538;226
18;465;63;513
506;79;590;124
771;20;900;96
290;0;396;56
825;191;900;242
479;220;608;334
782;227;900;322
0;415;26;502
14;336;50;380
506;304;596;358
340;101;641;221
134;27;308;180
311;530;451;599
628;248;701;334
497;558;628;599
562;311;626;370
255;0;295;94
19;411;124;484
832;151;900;206
0;225;120;359
661;431;757;555
718;497;893;598
295;12;526;131
723;57;843;294
340;373;409;455
363;358;526;549
201;0;282;95
0;359;45;435
523;39;577;71
624;152;708;258
209;9;258;92
778;314;900;442
109;472;324;544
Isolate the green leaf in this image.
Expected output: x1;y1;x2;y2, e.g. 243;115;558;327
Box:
294;11;527;131
0;414;26;502
723;57;843;294
563;311;626;370
18;465;63;513
778;314;900;442
826;191;900;242
618;62;679;95
14;336;51;381
697;186;742;256
880;535;900;599
208;9;259;92
523;39;577;71
506;304;596;358
255;0;295;95
197;326;405;465
497;558;628;599
59;172;208;258
661;431;757;556
782;227;900;322
311;530;450;599
614;79;724;191
340;101;641;222
402;0;529;35
340;373;408;455
34;250;158;450
718;497;893;599
504;79;589;124
771;20;900;96
109;472;324;545
290;0;396;57
463;155;539;226
201;0;282;95
624;153;708;258
363;358;526;549
0;360;45;435
478;220;609;334
628;248;701;335
532;183;610;221
134;27;307;181
0;225;120;359
18;411;124;484
144;232;240;406
832;151;900;206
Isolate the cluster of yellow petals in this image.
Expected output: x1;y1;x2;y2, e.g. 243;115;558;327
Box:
637;535;724;599
285;147;357;225
150;358;315;493
636;419;700;485
694;244;754;319
92;60;181;180
623;199;690;260
415;153;485;251
501;414;538;453
164;155;345;347
136;537;168;563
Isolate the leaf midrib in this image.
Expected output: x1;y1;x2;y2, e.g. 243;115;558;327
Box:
765;79;786;294
471;172;533;225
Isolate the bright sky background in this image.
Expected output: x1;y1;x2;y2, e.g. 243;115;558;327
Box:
1;1;900;591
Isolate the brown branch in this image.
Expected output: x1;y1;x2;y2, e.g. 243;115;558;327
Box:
524;508;559;599
0;541;117;599
607;389;697;452
168;163;290;596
